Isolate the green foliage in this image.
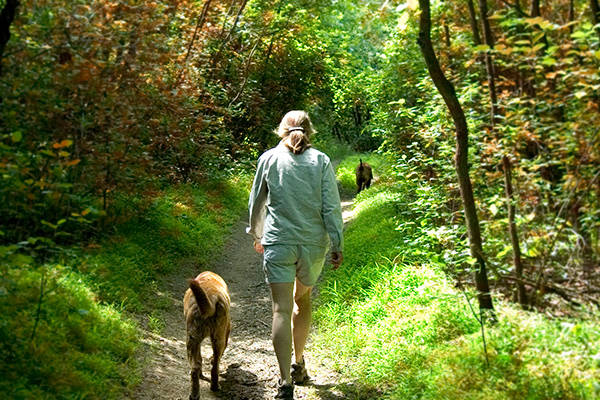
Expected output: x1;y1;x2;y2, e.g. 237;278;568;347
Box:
0;170;250;398
335;153;390;192
81;176;250;312
314;157;600;399
0;264;139;400
312;134;354;162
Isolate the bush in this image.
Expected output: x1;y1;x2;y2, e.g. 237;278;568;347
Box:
313;158;600;399
0;264;139;400
81;176;251;312
334;153;391;193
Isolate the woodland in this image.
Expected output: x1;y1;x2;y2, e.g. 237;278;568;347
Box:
1;0;599;399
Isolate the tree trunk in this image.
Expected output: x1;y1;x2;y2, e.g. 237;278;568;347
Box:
502;156;527;307
477;0;499;126
210;0;249;70
177;0;213;84
568;0;574;33
591;0;600;39
0;0;20;77
418;0;495;312
530;0;541;17
467;0;482;46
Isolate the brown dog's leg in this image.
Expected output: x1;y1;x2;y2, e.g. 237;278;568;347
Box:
210;335;226;391
187;337;202;400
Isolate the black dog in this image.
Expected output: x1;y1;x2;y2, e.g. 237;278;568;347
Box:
356;159;373;193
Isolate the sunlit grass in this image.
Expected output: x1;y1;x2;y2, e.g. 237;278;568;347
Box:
314;170;600;400
334;153;392;193
0;264;140;400
0;173;252;400
82;177;250;312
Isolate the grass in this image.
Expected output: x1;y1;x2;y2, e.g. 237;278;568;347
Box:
312;134;355;161
334;152;392;193
0;264;139;400
0;172;252;399
81;175;251;312
314;160;600;400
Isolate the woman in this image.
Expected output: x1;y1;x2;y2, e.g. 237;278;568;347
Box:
247;110;344;400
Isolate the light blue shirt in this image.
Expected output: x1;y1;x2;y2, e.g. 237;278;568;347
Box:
247;143;343;253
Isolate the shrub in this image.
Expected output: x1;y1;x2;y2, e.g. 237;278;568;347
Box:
0;264;139;400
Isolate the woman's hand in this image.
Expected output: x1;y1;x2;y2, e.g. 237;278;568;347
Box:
254;241;264;254
330;252;343;269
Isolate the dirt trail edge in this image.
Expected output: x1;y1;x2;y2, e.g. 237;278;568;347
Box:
129;204;355;400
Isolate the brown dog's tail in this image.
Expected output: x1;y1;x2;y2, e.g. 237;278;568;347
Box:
188;279;216;317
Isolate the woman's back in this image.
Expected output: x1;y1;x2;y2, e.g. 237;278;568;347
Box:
255;143;336;249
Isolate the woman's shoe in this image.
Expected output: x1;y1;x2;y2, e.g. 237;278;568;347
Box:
291;358;310;385
275;380;294;399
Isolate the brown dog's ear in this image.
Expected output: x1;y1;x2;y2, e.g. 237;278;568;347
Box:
189;279;216;317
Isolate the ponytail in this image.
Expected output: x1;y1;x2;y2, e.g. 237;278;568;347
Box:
275;111;316;155
283;127;310;154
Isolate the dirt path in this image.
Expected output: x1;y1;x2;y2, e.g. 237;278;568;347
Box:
128;195;357;400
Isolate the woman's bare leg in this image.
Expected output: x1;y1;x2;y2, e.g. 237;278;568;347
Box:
270;282;295;385
293;278;313;364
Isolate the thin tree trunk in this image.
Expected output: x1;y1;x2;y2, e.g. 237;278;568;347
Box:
0;0;20;77
478;0;499;126
210;0;248;70
177;0;213;84
502;156;527;307
591;0;600;39
530;0;541;17
467;0;482;46
568;0;574;33
418;0;495;313
229;35;262;106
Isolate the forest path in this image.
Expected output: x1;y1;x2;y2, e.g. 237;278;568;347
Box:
128;191;359;400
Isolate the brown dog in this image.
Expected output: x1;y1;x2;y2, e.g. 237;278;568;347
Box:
184;271;231;399
356;159;373;193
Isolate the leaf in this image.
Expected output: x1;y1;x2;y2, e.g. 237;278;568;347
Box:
59;151;70;157
41;220;57;229
11;131;22;142
497;246;512;258
490;203;499;216
575;91;587;99
407;0;418;11
53;142;62;149
473;44;490;52
57;219;66;225
532;32;545;44
532;43;545;52
60;140;73;147
526;212;536;221
65;159;81;166
541;57;557;66
397;12;409;31
40;150;56;157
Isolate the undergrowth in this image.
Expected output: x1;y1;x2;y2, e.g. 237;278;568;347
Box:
0;173;251;400
81;175;250;312
334;153;391;193
314;158;600;400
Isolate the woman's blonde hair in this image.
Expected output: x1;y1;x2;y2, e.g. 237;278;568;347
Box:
276;110;316;155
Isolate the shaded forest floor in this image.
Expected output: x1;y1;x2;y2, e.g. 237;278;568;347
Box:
127;192;361;400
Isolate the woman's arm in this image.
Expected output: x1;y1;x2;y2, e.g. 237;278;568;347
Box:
247;157;268;244
321;158;344;254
